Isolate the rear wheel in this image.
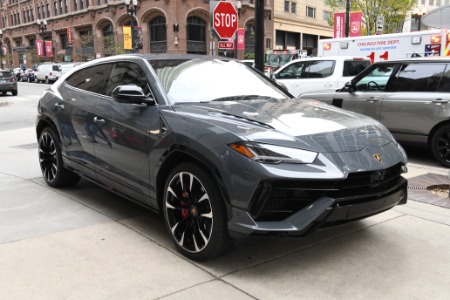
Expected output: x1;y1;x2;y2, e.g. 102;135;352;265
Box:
163;163;232;261
38;127;80;187
45;77;49;84
12;91;17;96
431;124;450;167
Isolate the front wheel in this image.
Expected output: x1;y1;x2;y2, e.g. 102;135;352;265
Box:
38;127;80;187
430;124;450;167
163;163;232;261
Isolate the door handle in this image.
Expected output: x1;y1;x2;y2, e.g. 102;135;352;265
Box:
54;103;64;110
366;97;380;102
432;98;449;104
93;117;105;124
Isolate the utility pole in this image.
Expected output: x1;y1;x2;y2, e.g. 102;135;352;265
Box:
254;0;265;73
345;0;350;37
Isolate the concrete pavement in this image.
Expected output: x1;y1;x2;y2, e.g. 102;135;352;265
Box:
1;125;449;299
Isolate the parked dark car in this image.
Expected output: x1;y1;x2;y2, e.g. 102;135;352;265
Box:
35;54;408;260
298;58;450;167
0;69;18;95
20;68;37;82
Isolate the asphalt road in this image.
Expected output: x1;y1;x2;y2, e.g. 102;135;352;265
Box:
0;82;449;299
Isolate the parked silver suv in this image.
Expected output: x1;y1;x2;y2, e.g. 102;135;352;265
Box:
298;58;450;167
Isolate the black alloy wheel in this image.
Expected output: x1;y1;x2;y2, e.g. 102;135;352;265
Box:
431;124;450;168
38;127;80;187
163;163;231;261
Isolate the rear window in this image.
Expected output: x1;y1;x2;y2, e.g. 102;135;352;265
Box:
343;60;371;76
0;71;12;78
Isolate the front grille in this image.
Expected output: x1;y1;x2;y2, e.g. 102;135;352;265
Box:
250;163;404;221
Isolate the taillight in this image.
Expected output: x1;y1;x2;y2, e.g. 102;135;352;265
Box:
447;33;450;42
431;35;441;43
323;43;332;50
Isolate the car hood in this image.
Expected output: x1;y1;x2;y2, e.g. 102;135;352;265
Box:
171;98;394;153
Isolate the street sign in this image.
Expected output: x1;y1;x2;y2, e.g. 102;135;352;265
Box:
218;41;234;49
213;1;238;39
376;15;384;33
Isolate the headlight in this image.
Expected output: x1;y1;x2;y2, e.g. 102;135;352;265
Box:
229;143;318;164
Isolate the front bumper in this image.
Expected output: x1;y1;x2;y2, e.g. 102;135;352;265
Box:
228;177;407;237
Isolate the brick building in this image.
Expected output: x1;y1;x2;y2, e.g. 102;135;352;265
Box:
0;0;274;69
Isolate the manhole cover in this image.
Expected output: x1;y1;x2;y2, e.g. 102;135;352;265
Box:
408;173;450;209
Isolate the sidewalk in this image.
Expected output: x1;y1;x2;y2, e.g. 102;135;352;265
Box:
0;126;449;299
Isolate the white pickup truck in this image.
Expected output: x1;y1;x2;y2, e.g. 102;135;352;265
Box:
272;56;371;98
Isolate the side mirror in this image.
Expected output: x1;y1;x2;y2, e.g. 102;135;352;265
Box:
112;84;154;105
344;81;355;92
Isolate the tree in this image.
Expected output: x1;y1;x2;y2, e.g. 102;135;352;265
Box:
325;0;416;35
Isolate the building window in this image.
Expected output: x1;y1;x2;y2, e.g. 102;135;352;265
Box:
65;0;68;14
54;1;58;16
47;2;50;17
37;7;41;20
187;16;206;54
80;0;84;9
42;5;46;18
59;0;63;14
323;10;331;21
284;1;289;12
306;6;316;18
23;11;26;23
150;16;167;53
74;0;78;11
291;2;296;14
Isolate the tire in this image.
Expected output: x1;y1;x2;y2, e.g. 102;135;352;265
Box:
27;77;31;83
163;163;232;261
430;124;450;168
45;77;49;84
38;127;80;187
12;91;17;96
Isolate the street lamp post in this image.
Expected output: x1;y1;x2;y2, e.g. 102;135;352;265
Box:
235;1;242;59
37;19;47;59
0;29;3;69
125;0;139;52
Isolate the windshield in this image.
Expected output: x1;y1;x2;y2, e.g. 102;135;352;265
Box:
150;59;289;104
265;54;294;67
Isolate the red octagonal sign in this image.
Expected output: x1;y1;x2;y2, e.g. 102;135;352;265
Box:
213;2;238;39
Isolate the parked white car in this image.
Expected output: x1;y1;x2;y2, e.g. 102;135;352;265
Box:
272;56;371;97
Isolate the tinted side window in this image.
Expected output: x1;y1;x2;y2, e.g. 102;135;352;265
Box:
276;61;307;79
105;62;149;96
343;60;370;76
437;64;450;92
304;60;334;78
66;63;111;94
392;63;446;92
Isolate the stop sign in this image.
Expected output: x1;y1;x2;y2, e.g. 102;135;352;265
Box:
213;2;238;39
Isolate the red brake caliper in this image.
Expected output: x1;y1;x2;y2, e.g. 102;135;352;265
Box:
181;191;189;219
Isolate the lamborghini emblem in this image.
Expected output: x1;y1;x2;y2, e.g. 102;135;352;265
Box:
373;154;382;162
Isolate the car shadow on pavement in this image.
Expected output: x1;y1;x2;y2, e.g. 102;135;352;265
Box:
34;177;405;276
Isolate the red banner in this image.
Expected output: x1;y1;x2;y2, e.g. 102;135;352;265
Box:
349;12;362;37
45;41;53;57
334;12;345;38
334;11;362;38
67;27;73;45
36;40;44;57
237;28;245;50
